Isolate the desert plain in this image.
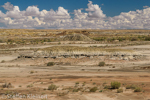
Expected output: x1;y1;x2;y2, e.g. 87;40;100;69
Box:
0;29;150;100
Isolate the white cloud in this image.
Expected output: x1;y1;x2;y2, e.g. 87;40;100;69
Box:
143;6;149;8
86;1;106;19
1;1;150;29
74;9;87;19
43;7;70;21
0;11;6;18
6;6;24;19
2;2;14;11
25;6;40;16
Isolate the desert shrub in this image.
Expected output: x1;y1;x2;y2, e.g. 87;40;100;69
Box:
130;37;138;41
90;87;98;92
0;39;3;43
93;37;105;41
138;35;146;41
107;38;115;42
93;82;96;85
126;85;136;89
82;82;86;86
2;83;13;88
1;60;5;63
111;81;121;89
47;39;51;42
27;84;33;88
117;89;123;93
98;62;105;66
75;82;79;85
145;36;150;41
72;88;79;92
48;84;58;91
117;37;126;41
134;87;142;92
30;70;34;74
57;92;68;96
47;62;54;66
19;85;22;87
7;39;14;43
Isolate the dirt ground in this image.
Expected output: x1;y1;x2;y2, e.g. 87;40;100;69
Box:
0;30;150;100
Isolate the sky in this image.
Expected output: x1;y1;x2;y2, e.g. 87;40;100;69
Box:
0;0;150;29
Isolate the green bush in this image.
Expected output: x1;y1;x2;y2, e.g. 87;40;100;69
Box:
72;88;79;92
145;36;150;41
98;62;105;66
130;37;138;41
126;85;136;89
0;39;3;43
117;89;123;93
92;37;105;41
7;39;14;43
90;87;98;92
111;81;121;89
134;87;142;92
47;62;54;66
27;84;33;88
1;60;5;63
117;37;126;41
48;84;58;91
75;82;79;85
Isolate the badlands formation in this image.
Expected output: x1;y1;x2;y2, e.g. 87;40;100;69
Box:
0;29;150;100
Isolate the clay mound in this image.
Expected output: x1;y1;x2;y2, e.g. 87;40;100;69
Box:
60;33;93;41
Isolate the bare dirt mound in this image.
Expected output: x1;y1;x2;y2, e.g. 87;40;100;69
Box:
60;33;93;41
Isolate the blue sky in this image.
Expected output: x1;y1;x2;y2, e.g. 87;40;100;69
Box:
1;0;149;17
0;0;150;29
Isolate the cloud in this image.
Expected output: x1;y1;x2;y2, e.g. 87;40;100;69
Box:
143;6;149;8
1;1;150;29
25;6;40;16
0;11;6;18
86;1;106;19
6;6;24;19
74;9;88;19
43;7;70;21
2;2;14;11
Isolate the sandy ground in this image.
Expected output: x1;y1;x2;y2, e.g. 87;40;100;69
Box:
0;44;150;100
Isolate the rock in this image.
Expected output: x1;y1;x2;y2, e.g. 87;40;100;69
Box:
90;56;93;59
123;57;128;61
114;40;119;42
128;56;134;60
71;56;75;58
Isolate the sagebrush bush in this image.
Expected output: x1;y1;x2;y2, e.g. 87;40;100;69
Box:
48;84;58;91
98;62;105;66
117;89;123;93
134;87;142;92
27;84;33;88
90;87;98;92
0;39;3;43
47;62;54;66
126;85;136;89
111;81;121;89
1;60;5;63
145;36;150;41
72;88;79;92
